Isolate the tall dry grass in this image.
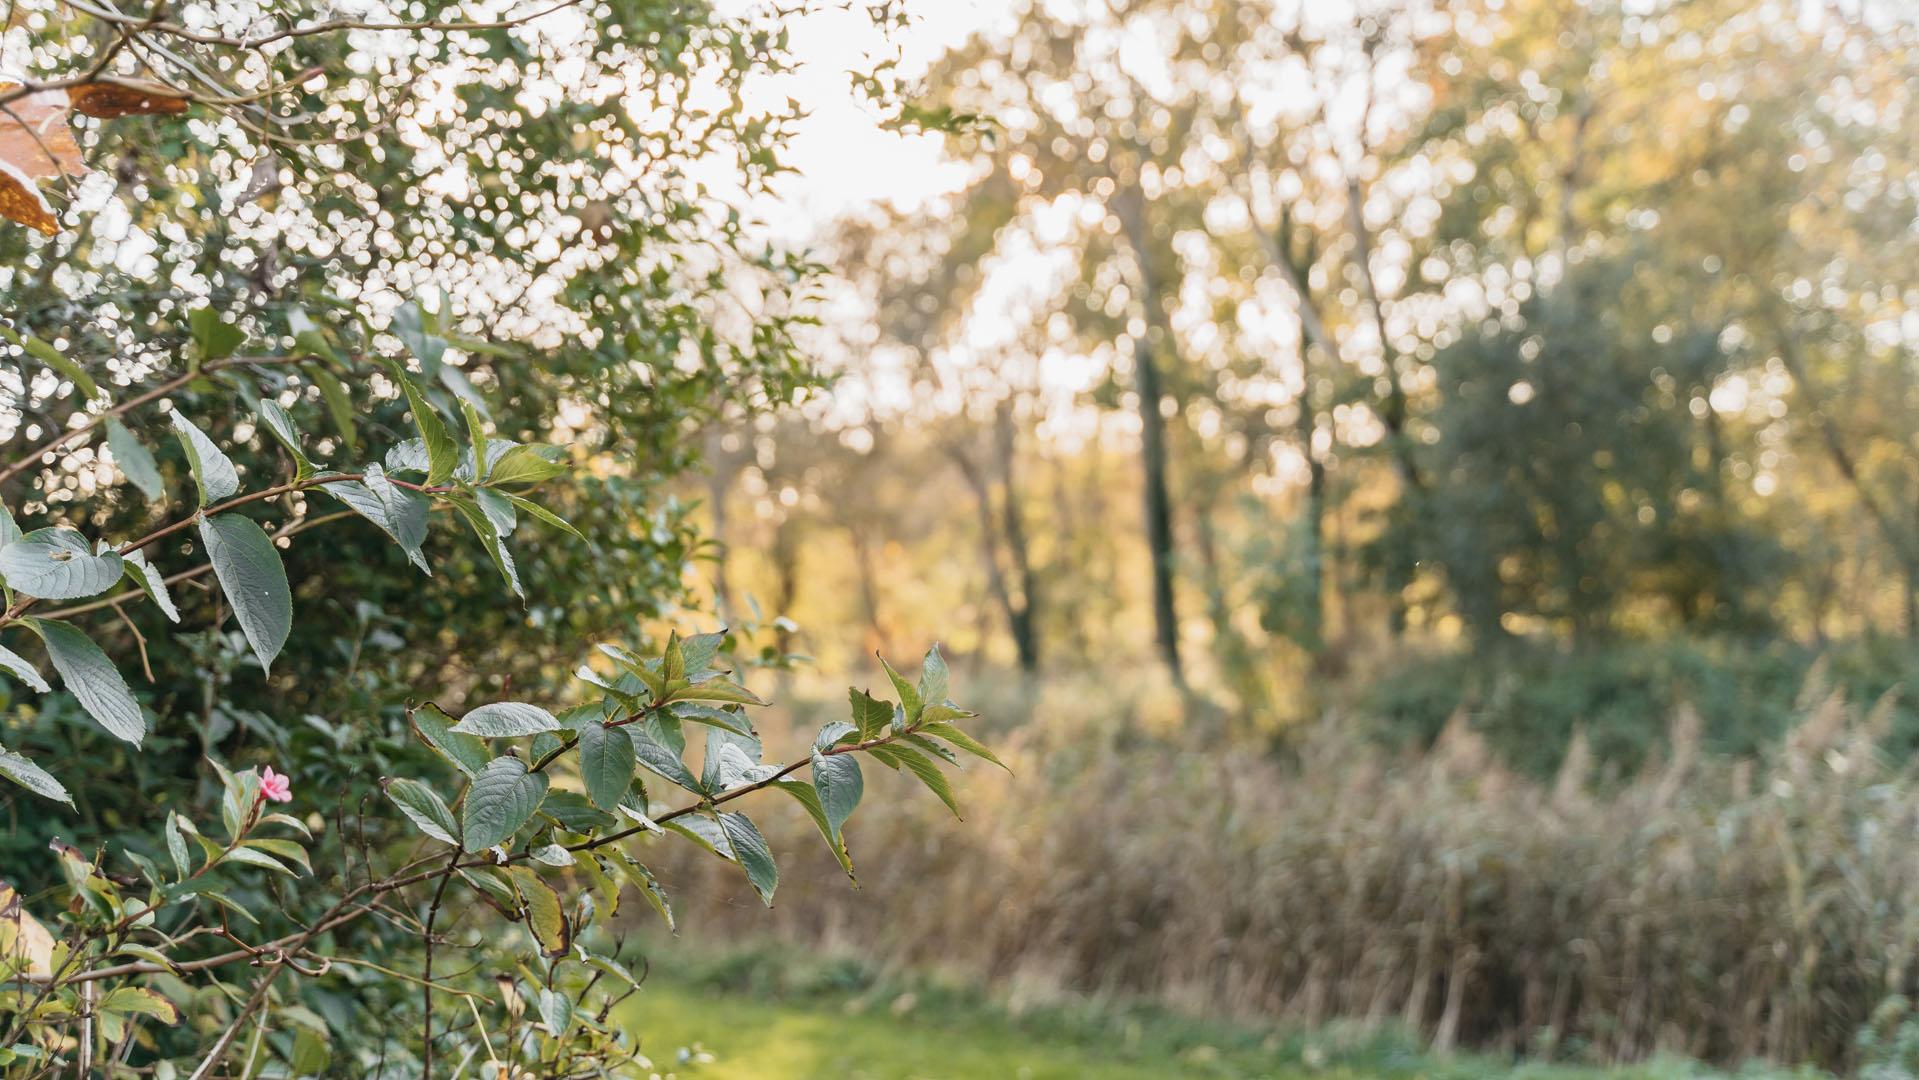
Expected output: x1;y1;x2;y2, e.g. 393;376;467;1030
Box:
640;663;1919;1070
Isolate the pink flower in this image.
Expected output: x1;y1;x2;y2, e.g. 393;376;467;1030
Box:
259;767;292;804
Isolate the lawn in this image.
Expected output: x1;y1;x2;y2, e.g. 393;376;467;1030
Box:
620;975;1820;1080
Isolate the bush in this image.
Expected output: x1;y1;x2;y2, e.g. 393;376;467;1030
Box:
0;4;997;1076
660;665;1919;1072
1352;637;1919;776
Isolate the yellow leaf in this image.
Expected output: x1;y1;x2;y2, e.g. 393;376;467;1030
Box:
506;866;571;958
0;881;55;976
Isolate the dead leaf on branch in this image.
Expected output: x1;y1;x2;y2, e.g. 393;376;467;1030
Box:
0;83;86;175
0;880;54;976
0;77;194;234
67;79;191;120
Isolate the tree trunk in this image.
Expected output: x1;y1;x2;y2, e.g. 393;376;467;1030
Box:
848;523;888;657
1116;188;1184;684
771;521;800;659
1769;310;1919;636
1302;417;1327;653
949;439;1039;674
1343;177;1420;635
702;429;738;621
993;401;1041;673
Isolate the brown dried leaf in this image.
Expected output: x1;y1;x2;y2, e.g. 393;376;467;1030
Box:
67;80;190;120
0;82;85;178
0;158;56;234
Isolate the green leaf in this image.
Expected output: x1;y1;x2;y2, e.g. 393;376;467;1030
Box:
814;720;858;750
390;364;457;486
702;726;773;792
194;889;259;924
0;528;122;600
121;550;179;623
450;701;558;738
670;702;755;737
475;488;517;539
385;778;460;847
502;493;582;540
884;743;961;819
392;299;448;372
462;757;549;850
0;326;100;400
320;467;429;574
628;724;701;793
411;703;489;777
0;644;49;693
615;856;675;931
256;399;314;480
25;618;145;745
537;987;574;1035
679;632;728;674
918;644;949;707
446;494;523;599
673;676;769;707
717;812;778;906
0;745;69;804
97;987;178;1026
199;513;292;672
880;655;921;724
584;952;641;988
456;867;519;916
849;688;892;740
918;702;975;725
576;854;623;914
165;812;190;877
662;631;686;682
774;780;855;882
460;400;489;483
538;790;617;833
529;843;574;866
188;307;245;362
577;720;636;812
921;722;1008;771
221;846;293;876
487;444;568;487
246;837;312;875
287;307;339;364
906;733;959;765
105;419;164;501
308;365;358;453
810;750;862;843
169;412;239;504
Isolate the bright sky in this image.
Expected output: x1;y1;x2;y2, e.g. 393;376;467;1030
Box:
738;0;1007;240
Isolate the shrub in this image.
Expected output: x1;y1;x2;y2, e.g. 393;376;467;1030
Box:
0;2;996;1076
666;666;1919;1072
1352;637;1919;776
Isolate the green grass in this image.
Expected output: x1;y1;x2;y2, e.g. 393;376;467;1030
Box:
617;947;1826;1080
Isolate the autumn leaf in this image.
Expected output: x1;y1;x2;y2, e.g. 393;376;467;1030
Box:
0;880;54;976
0;82;85;177
67;80;190;119
0;80;84;235
0;77;190;235
0;159;56;234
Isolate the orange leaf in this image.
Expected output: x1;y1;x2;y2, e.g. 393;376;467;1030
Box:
67;80;190;119
0;82;85;179
0;158;57;234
